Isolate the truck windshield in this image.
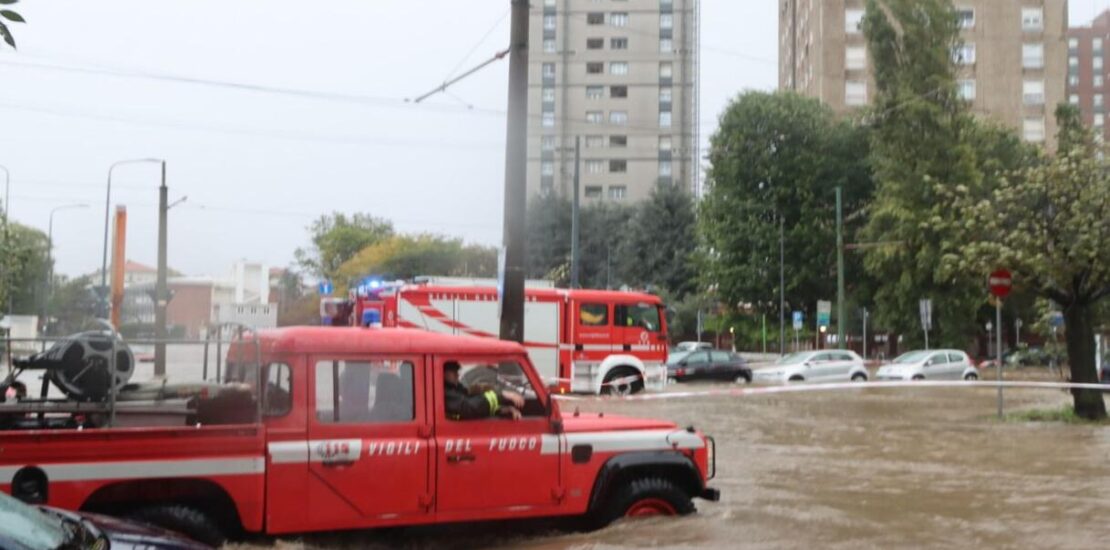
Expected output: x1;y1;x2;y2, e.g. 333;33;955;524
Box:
620;303;662;332
0;492;68;549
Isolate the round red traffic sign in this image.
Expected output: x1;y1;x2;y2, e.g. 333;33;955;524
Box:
989;269;1012;298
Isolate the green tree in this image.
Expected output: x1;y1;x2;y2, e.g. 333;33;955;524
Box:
0;0;25;49
945;105;1110;419
334;234;496;291
45;275;98;335
618;183;697;298
524;193;571;281
524;194;635;289
701;91;873;324
294;212;394;281
1;222;50;316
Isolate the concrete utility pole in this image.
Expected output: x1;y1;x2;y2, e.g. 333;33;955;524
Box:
498;0;529;343
571;136;581;289
835;186;845;349
155;161;168;377
779;215;785;355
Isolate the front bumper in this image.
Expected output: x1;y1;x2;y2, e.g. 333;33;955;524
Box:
700;487;721;502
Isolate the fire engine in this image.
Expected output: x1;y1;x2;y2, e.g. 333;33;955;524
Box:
328;277;670;395
0;327;718;545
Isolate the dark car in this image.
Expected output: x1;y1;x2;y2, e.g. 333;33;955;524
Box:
0;491;211;550
667;349;752;383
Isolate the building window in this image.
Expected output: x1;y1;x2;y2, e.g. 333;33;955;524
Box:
659;62;673;78
610;61;629;75
585;135;605;148
954;44;976;65
586;62;604;74
1096;94;1105;110
659;159;672;177
543;63;556;78
586;110;603;124
542;112;555;127
586;85;604;99
845;9;864;34
1096;38;1105;53
543;39;556;53
584;186;603;199
958;79;976;101
660;87;673;102
845;81;868;106
585;160;605;174
611;37;628;50
1070;74;1080;87
542;88;555;102
1069;94;1080;105
587;38;604;50
660;38;673;53
660;13;673;29
1096;114;1106;127
1070;56;1079;69
1021;8;1044;32
659;135;672;151
659;111;672;127
956;8;975;29
610;111;628;125
845;46;866;70
609;160;627;173
610;85;628;98
1022;43;1044;69
542;136;556;151
544;14;556;31
608;186;627;200
1096;56;1105;71
610;12;628;27
1069;37;1080;51
609;135;627;148
587;12;604;25
541;161;555;176
1022;80;1045;106
1023;117;1045;142
1097;75;1105;88
544;0;556;6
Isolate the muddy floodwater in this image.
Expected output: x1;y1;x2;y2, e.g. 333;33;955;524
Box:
239;380;1110;549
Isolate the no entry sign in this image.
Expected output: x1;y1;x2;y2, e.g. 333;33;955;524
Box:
989;269;1012;298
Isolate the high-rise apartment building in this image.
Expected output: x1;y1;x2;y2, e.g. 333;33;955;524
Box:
779;1;1068;145
527;0;700;202
1066;10;1110;140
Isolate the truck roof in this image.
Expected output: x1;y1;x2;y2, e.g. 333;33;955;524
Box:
252;326;527;356
398;285;662;304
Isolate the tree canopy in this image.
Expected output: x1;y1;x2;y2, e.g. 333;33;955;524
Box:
294;212;394;281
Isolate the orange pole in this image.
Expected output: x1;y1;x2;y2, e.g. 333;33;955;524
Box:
110;206;127;329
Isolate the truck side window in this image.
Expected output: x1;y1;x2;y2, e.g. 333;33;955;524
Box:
580;303;609;326
315;360;414;423
616;303;661;332
453;361;546;419
263;363;292;417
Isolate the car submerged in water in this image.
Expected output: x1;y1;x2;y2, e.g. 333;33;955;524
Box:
875;350;979;381
751;350;869;384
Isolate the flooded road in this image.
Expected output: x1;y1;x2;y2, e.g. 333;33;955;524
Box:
242;379;1109;549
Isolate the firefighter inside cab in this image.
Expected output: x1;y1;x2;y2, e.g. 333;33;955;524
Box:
443;361;525;420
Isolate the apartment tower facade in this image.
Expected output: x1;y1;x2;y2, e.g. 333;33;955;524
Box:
779;0;1068;145
528;0;700;202
1066;10;1110;140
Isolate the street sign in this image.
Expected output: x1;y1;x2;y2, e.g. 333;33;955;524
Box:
1050;312;1064;328
989;269;1012;298
317;280;333;296
816;300;831;329
919;299;932;331
792;311;803;330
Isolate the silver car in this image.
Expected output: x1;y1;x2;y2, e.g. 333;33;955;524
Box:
875;349;980;381
751;350;869;384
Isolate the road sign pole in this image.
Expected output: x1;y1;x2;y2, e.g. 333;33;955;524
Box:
862;307;868;359
996;300;1003;419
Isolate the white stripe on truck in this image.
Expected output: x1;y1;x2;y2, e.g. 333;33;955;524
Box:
0;456;264;483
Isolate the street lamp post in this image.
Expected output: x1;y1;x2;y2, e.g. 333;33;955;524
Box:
101;159;163;321
44;204;89;333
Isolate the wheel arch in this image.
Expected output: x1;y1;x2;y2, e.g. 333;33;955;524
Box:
80;477;246;533
586;451;704;514
596;355;645;392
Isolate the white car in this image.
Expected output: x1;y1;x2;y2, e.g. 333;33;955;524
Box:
751;350;869;383
875;349;979;381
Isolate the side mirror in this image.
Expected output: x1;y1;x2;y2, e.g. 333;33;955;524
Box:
804;361;813;367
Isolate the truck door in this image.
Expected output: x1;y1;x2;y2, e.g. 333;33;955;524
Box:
432;357;562;519
306;355;432;530
570;301;614;391
615;302;668;388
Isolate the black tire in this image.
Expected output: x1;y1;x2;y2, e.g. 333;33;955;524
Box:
851;372;868;382
912;375;925;381
602;368;644;396
597;476;694;527
788;375;805;382
735;372;752;384
964;372;979;381
128;504;226;546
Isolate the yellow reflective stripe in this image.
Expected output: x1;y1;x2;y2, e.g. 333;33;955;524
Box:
483;390;499;416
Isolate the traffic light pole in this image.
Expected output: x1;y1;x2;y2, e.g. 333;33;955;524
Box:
836;186;845;349
498;0;529;343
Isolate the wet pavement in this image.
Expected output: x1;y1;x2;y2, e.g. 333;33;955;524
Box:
240;372;1110;549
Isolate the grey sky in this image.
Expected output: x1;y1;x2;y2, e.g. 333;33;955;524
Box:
0;1;1105;280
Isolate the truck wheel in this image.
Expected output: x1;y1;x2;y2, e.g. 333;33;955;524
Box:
602;368;643;396
602;477;694;524
128;504;226;546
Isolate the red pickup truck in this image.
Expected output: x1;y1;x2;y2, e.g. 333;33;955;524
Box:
0;327;718;545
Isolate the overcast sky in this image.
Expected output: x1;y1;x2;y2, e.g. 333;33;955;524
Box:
0;1;1106;280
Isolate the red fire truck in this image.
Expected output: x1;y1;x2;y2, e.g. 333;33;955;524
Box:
0;327;718;545
339;279;670;395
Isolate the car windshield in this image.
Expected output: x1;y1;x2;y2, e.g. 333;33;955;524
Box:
893;351;932;364
0;492;69;549
667;351;691;364
775;352;810;365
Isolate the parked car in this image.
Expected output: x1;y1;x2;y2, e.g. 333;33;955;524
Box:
0;491;210;550
750;350;869;383
667;349;752;383
875;349;979;381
